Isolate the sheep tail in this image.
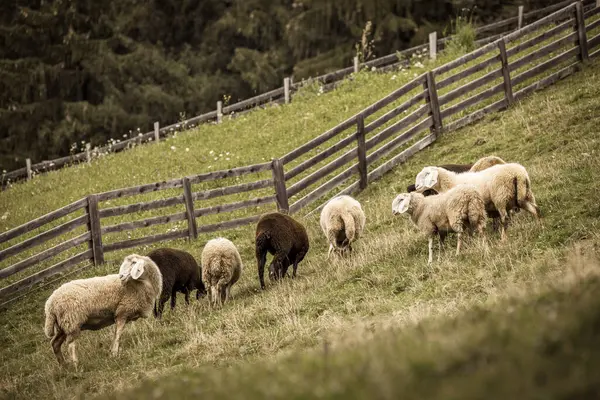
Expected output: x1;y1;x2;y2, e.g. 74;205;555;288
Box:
341;213;356;243
44;309;57;338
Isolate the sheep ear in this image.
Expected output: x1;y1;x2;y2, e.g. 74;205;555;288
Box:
131;261;145;280
397;197;410;213
416;167;438;190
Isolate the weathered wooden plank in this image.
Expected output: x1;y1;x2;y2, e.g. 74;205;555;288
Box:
504;4;577;43
182;177;198;239
498;40;515;106
0;198;88;245
98;195;185;218
0;250;93;300
192;179;273;202
589;45;600;57
364;104;431;151
289;165;358;214
194;196;276;218
96;179;183;202
433;41;498;76
0;214;89;263
101;212;188;234
86;195;104;266
287;148;357;198
0;232;91;279
509;32;578;72
197;215;262;234
590;32;600;48
475;16;518;35
436;54;501;90
511;46;580;86
367;133;437;184
223;87;285;114
103;230;188;253
584;4;600;17
284;133;357;181
444;98;508;132
506;18;573;58
356;115;368;190
513;63;580;100
586;17;600;32
575;1;590;61
364;91;427;134
271;159;289;213
441;83;505;119
187;162;273;185
438;69;503;105
523;0;579;20
367;117;434;165
281;76;425;164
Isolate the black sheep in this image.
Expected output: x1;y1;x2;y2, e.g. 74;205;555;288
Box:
255;212;309;290
147;248;206;318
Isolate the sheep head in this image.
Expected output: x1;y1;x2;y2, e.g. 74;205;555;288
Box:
415;167;439;192
119;254;147;284
392;193;411;215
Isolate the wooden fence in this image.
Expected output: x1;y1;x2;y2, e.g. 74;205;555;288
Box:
2;0;595;186
1;1;600;308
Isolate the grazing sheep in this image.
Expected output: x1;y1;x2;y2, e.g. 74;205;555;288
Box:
392;184;487;264
470;155;506;173
255;212;309;290
147;248;206;318
415;163;540;240
44;254;162;367
407;163;472;195
320;195;366;258
201;237;243;307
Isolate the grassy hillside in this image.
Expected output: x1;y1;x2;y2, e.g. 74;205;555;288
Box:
0;50;599;399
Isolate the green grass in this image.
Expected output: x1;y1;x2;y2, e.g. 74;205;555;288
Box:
1;21;600;400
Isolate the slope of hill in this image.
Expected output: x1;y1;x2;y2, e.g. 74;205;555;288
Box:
0;49;599;399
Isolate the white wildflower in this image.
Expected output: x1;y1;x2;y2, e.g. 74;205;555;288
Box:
391;75;397;80
371;66;376;72
226;157;230;161
171;146;176;151
185;148;190;152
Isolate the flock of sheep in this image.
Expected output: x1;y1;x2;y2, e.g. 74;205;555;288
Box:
43;154;540;368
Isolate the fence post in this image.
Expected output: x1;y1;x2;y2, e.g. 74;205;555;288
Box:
498;39;514;106
271;158;289;213
87;194;104;266
154;121;160;143
429;32;437;60
284;77;291;104
574;2;589;62
85;143;91;164
597;0;600;8
182;177;198;239
353;56;360;73
518;6;524;30
355;114;368;190
26;158;32;180
424;72;443;135
217;101;223;123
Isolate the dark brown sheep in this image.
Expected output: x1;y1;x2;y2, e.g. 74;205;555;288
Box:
147;248;206;318
255;212;310;290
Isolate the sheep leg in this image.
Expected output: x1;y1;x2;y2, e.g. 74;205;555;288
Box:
225;284;231;302
498;209;509;241
155;293;169;318
327;244;334;260
455;232;462;256
65;331;80;369
170;288;177;310
270;252;288;282
51;330;67;366
428;237;434;265
184;288;190;305
257;249;268;290
111;317;127;356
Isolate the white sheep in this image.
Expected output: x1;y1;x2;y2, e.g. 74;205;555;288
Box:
415;163;540;240
469;155;506;172
392;184;487;264
44;254;163;367
320;195;366;258
201;237;243;307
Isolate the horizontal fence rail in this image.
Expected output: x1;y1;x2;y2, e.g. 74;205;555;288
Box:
1;1;599;308
2;0;594;187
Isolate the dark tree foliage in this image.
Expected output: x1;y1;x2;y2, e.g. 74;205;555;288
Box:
0;0;559;170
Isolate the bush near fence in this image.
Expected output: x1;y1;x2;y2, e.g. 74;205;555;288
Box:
2;0;596;187
1;1;600;309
